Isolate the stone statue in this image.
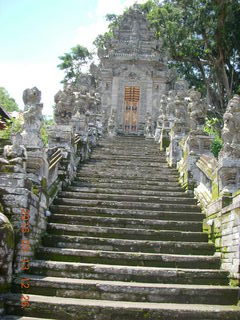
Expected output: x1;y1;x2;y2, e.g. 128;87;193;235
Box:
54;85;76;125
22;86;41;107
154;95;167;142
188;88;207;133
21;87;44;148
145;113;153;138
108;110;116;137
166;91;176;118
2;133;27;171
220;94;240;158
175;92;187;123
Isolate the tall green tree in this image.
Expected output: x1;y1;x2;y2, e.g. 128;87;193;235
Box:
0;87;19;112
57;45;92;84
139;0;240;115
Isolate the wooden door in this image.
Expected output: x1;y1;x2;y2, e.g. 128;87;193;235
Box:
124;86;140;133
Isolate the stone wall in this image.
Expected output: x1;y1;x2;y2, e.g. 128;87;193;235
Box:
0;85;103;293
203;192;240;285
156;91;240;284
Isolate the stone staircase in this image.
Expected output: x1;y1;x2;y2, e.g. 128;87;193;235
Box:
2;136;240;319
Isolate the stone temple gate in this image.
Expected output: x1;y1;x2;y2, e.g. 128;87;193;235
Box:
99;6;174;135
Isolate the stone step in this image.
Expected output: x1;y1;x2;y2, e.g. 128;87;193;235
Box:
58;191;197;205
43;234;215;255
29;260;230;285
2;317;55;320
13;276;239;306
77;171;179;181
91;151;163;157
65;186;190;197
72;179;183;191
47;223;208;242
88;156;168;164
90;155;165;162
80;164;175;173
78;169;178;179
54;198;201;213
36;246;220;269
49;214;203;232
50;205;205;221
5;294;240;320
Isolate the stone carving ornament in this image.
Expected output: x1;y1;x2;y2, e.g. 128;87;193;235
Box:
221;94;240;158
145;113;153;138
2;133;27;171
54;85;76;125
108;110;116;137
21;87;44;148
188;88;207;133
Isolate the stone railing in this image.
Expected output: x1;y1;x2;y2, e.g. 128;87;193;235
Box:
0;86;103;292
155;91;240;285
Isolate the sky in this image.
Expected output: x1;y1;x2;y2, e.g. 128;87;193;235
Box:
0;0;146;115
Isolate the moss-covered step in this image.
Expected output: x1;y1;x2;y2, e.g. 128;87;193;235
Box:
83;159;170;168
2;317;55;320
71;179;183;191
49;214;203;232
4;294;240;320
65;186;189;197
13;276;239;305
50;205;205;221
53;198;201;213
76;172;179;182
57;191;197;205
35;246;220;269
42;234;215;255
90;154;165;161
47;223;207;242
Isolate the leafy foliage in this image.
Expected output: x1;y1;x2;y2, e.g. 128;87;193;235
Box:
57;45;92;84
204;117;223;157
40;118;54;146
0;87;19;112
138;0;240;115
0;117;23;139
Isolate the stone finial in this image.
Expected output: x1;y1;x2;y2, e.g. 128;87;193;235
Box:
144;112;153;138
188;88;207;133
54;84;76;125
108;110;116;137
21;87;44;148
220;94;240;158
22;87;41;107
166;90;176;118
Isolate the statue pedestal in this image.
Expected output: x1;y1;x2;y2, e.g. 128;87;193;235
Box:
177;133;213;190
218;157;240;194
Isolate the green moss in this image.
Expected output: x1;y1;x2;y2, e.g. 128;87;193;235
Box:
0;282;11;293
230;278;240;287
212;181;219;200
233;188;240;198
222;195;232;208
32;186;40;196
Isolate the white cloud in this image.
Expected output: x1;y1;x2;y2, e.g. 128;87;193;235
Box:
0;62;62;115
74;0;147;52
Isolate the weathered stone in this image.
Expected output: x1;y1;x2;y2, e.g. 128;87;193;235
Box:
21;87;44;148
0;212;14;292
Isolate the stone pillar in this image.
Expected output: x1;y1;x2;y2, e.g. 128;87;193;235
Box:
167;91;189;166
177;88;213;190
